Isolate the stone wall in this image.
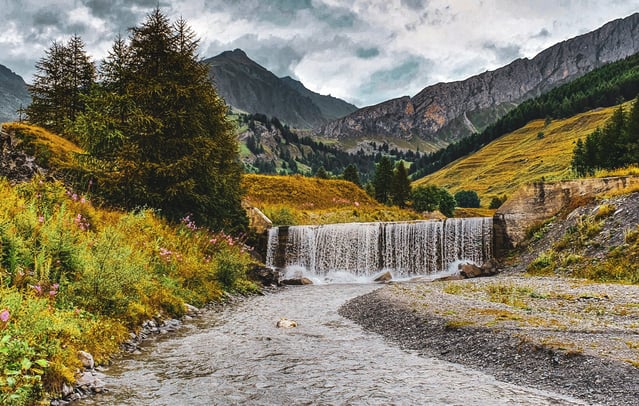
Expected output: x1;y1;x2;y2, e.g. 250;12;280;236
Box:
493;176;639;256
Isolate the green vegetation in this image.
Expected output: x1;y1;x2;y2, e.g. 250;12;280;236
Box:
410;52;639;180
526;205;639;284
454;190;480;208
414;103;626;203
242;174;423;225
25;8;247;233
0;178;256;403
410;185;456;217
572;97;639;176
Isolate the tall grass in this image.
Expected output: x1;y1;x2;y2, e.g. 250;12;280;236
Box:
0;178;257;403
413;103;631;204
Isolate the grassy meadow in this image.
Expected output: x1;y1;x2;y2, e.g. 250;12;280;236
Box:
242;174;425;225
413;102;632;205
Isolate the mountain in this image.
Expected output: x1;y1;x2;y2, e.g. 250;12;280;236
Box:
321;13;639;145
0;64;30;123
205;49;357;129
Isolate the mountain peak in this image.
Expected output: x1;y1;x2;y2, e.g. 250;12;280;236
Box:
204;50;357;128
321;12;639;143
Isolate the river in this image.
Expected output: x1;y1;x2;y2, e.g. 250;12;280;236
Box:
79;284;584;405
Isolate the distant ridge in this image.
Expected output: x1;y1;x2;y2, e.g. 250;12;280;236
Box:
0;64;30;123
205;49;357;129
321;13;639;145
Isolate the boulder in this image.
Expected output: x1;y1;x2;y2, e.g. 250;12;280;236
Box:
373;271;393;283
459;263;483;278
77;350;94;369
458;260;500;279
281;277;313;286
276;318;298;328
247;265;281;286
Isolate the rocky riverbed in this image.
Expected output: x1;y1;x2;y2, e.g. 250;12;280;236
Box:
340;275;639;406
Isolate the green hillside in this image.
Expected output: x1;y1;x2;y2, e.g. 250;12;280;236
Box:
413;102;630;204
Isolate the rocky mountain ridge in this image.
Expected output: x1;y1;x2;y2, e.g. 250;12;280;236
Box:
205;49;357;129
321;13;639;144
0;63;30;123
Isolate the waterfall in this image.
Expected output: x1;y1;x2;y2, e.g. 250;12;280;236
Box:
266;218;493;282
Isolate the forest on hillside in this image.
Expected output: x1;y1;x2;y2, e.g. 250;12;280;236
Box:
409;52;639;180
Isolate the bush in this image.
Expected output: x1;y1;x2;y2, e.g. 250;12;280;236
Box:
454;190;481;208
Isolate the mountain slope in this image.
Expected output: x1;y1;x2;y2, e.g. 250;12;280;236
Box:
0;63;30;123
280;76;357;121
412;102;629;204
321;13;639;146
205;49;357;129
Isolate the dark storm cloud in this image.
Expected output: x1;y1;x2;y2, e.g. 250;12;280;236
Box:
533;28;551;38
33;8;63;27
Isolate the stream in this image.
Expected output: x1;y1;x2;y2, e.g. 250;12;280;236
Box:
78;284;585;405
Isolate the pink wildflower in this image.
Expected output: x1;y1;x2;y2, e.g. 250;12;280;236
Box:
354;201;360;207
0;309;9;323
38;216;44;223
32;285;42;295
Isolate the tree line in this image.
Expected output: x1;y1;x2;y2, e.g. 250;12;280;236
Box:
25;9;247;232
572;96;639;176
409;52;639;180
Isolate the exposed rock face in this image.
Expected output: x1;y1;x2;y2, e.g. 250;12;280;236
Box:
0;129;44;182
493;176;639;255
0;64;30;124
205;49;357;129
321;13;639;143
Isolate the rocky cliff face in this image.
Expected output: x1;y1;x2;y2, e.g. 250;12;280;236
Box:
0;64;30;123
493;176;639;255
321;13;639;143
205;49;357;129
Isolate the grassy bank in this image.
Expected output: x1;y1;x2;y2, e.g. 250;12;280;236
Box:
0;178;257;404
242;174;424;225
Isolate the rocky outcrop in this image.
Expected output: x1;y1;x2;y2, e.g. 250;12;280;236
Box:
321;13;639;143
0;64;30;124
205;49;357;129
493;176;639;255
0;128;45;182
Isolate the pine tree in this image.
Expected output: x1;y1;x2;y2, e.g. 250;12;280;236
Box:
391;161;411;208
75;9;247;231
26;36;95;135
373;156;393;204
342;164;360;186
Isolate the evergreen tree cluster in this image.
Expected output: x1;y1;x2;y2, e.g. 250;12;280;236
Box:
409;52;639;180
25;9;247;232
572;97;639;176
371;157;411;207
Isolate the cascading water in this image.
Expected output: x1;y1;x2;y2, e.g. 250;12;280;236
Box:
266;218;493;282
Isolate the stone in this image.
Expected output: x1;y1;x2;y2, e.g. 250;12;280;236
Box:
246;265;281;286
459;263;483;279
373;271;392;283
77;350;94;369
281;277;313;285
184;303;199;315
276;318;298;328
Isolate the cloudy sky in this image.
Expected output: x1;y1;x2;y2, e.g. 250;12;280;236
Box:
2;1;639;107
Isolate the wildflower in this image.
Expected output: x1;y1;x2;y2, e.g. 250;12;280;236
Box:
32;285;42;295
0;309;9;323
80;196;86;204
354;201;360;207
38;216;44;223
72;193;78;201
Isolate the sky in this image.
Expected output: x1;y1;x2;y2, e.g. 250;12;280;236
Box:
2;1;639;107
